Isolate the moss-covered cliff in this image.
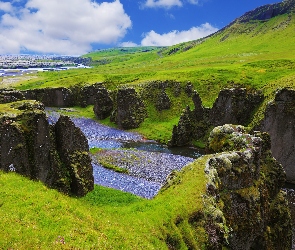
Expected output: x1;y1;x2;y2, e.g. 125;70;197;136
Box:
0;100;93;196
204;124;291;249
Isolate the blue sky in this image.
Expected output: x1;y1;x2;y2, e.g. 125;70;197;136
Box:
0;0;280;55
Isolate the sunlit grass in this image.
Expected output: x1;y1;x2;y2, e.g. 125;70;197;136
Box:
0;155;209;249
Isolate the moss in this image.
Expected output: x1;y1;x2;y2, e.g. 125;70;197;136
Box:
98;160;129;174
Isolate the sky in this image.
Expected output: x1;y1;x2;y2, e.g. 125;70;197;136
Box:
0;0;281;55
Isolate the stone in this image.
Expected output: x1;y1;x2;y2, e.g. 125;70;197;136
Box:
93;87;113;120
209;88;264;127
260;88;295;183
115;88;147;129
155;90;171;111
204;124;291;249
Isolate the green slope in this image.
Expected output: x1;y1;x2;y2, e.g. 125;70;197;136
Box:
0;156;209;249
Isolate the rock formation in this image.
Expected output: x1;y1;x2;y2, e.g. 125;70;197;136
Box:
209;88;263;127
169;91;208;146
24;87;75;107
204;124;291;249
0;89;24;103
0;101;93;196
23;83;104;108
113;88;147;129
170;88;263;147
93;87;113;120
155;90;171;111
260;88;295;183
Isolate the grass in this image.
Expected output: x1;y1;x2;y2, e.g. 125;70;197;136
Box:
0;155;209;249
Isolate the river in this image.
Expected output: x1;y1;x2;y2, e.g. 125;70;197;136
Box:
47;110;201;199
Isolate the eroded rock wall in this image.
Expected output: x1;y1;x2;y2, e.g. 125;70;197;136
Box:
0;101;93;196
204;124;291;250
113;88;147;129
260;88;295;183
170;87;263;146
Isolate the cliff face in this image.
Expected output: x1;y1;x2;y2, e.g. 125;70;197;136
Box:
170;88;263;146
204;124;291;249
260;88;295;183
23;83;104;108
0;101;94;196
235;0;295;23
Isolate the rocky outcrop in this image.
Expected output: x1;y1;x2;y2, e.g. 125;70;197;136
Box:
113;88;147;129
55;116;94;197
72;82;104;107
93;87;113;120
0;101;93;196
0;89;24;103
22;83;104;108
155;90;171;111
169;91;208;146
235;0;295;23
170;88;263;146
209;88;263;127
24;87;75;107
259;88;295;183
204;124;291;249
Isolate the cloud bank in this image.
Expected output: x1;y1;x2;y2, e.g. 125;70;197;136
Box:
141;23;218;46
0;0;132;55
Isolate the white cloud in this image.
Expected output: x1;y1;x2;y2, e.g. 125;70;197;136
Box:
120;41;139;47
144;0;182;9
141;23;218;46
0;2;13;12
143;0;202;8
0;0;132;55
187;0;199;4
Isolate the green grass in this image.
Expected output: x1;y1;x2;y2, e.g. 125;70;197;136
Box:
0;156;209;249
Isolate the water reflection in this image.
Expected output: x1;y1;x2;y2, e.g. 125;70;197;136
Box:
124;141;202;159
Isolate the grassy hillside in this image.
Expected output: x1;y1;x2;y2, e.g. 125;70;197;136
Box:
11;10;295;143
0;156;209;249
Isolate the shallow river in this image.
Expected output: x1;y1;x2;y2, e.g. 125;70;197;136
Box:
47;111;201;198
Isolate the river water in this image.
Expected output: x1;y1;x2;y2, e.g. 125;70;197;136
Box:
47;111;200;198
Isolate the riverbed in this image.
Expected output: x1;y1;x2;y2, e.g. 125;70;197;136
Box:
47;110;200;199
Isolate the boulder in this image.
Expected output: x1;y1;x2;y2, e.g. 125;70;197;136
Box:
115;88;147;129
93;87;113;120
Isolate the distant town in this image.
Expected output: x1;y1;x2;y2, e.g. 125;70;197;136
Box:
0;55;91;77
